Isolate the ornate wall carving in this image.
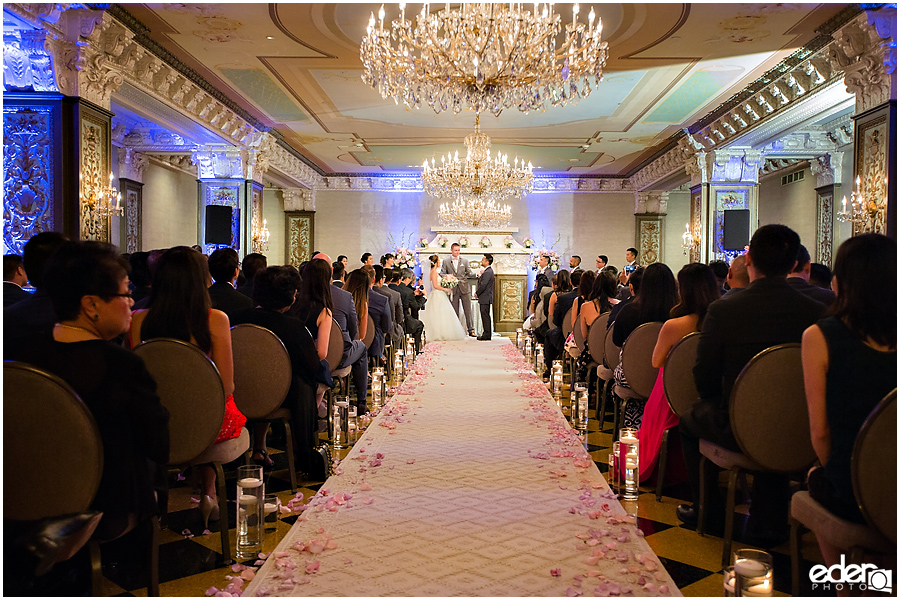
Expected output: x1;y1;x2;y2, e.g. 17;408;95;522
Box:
282;187;316;212
635;216;664;265
689;185;703;264
80;114;109;241
3;105;55;254
815;187;834;266
120;178;143;253
285;211;314;267
853;113;889;235
498;277;525;324
829;9;897;114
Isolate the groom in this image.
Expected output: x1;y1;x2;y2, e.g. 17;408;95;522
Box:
441;243;476;337
475;254;495;341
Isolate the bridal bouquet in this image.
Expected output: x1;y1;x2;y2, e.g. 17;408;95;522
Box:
395;246;419;269
439;274;459;289
529;249;561;271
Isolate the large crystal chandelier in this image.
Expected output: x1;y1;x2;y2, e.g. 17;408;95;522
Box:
424;113;532;228
361;3;607;116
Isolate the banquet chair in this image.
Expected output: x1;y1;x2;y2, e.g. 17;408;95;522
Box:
573;313;586;354
655;332;701;502
587;313;612;425
134;338;249;566
363;314;376;367
613;321;664;442
323;319;351;440
1;362;139;594
789;389;896;595
231;324;296;492
696;344;816;567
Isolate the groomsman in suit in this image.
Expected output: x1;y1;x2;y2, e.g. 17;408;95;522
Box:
441;243;476;336
475;254;495;340
536;254;553;280
569;255;584;276
595;255;608;273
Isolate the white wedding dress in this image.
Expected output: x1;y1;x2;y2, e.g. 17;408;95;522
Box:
420;266;467;341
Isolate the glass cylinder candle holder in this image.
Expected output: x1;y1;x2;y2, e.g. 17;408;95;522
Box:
725;549;774;597
619;428;640;500
263;493;280;533
551;360;563;396
348;404;358;445
578;389;589;430
516;328;523;351
333;399;349;450
608;441;620;496
236;465;264;559
371;367;384;409
524;337;532;359
394;348;404;382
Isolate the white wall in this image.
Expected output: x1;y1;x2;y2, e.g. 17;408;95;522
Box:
758;165;819;249
262;188;285;264
664;190;692;269
141;161;199;250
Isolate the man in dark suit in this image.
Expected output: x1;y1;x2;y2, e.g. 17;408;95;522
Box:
3;254;30;307
787;244;836;306
372;265;403;347
332;261;346;288
362;265;391;361
677;224;826;542
236;252;267;298
475;254;495;340
207;247;252;321
569;255;584;277
4;231;67;349
394;268;425;351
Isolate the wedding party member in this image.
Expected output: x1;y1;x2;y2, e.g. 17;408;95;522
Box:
569;255;583;276
8;241;169;542
595;255;608;273
476;254;495;340
380;253;395;268
536;254;553;280
677;224;825;542
440;243;476;336
420;254;466;341
612;263;678;429
635;263;720;482
207;247;252;321
232;266;327;474
3;253;30;307
802;233;896;568
129;246;245;530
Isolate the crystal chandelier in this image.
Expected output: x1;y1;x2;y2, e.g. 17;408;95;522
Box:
837;175;887;234
361;2;607;116
423;114;532;228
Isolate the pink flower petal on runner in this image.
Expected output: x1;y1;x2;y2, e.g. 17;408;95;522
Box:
202;529;212;536
550;568;562;577
254;560;265;566
305;560;320;574
659;585;670;594
359;482;372;491
566;588;583;597
231;563;245;572
406;459;416;464
273;551;290;558
258;553;268;559
240;570;256;581
205;586;219;596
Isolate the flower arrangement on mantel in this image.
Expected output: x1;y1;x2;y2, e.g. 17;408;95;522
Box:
504;235;514;248
418;236;429;249
458;235;470;248
529;248;561;271
436;234;448;248
522;237;535;248
479;236;491;248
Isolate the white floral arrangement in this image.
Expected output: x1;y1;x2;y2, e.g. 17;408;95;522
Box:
504;235;514;248
436;234;448;248
522;237;535;248
439;274;459;289
479;235;491;248
529;248;561;271
395;246;419;269
417;236;430;248
458;235;470;248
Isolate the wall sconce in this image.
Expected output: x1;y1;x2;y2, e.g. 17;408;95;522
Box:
682;223;700;255
252;218;270;253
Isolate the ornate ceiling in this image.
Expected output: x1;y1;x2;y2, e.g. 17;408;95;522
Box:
119;3;851;177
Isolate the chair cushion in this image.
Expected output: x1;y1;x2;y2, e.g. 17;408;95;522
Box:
614;385;643;400
596;365;613;380
265;408;291;421
699;439;760;471
188;427;250;466
791;491;894;554
332;366;352;378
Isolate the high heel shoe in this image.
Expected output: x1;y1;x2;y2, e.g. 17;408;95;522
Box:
251;447;275;469
200;495;220;530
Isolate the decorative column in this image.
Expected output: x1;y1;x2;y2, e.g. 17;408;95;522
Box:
830;7;897;238
116;147;147;253
685;152;710;264
283;188;316;267
633;191;668;265
705;148;764;263
809;153;843;266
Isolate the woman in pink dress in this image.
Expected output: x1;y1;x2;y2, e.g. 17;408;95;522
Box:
636;262;720;482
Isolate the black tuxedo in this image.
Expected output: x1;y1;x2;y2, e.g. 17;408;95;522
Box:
681;276;826;530
3;281;30;307
786;276;836;307
391;282;425;350
208;281;253;322
475;266;494;339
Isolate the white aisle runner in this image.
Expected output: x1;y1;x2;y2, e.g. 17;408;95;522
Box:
245;339;679;597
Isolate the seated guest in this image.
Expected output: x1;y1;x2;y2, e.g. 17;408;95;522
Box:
636;263;720;481
129;246;246;530
708;259;729;297
232;266;328;473
132;249;166;310
127;252;152;305
612;263;678;428
362;265;392;362
332;261;346;287
788;244;836;306
802;234;896;567
608;266;642;328
372;264;403;347
7;241;169;541
678;224;826;542
809;262;832;290
574;270;618;383
3;253;30;307
722;254;749;298
543;270;574;375
291;258;335;416
207;247;252;321
4;232;68;348
343;269;371;411
236;252;267;298
571;270;595;331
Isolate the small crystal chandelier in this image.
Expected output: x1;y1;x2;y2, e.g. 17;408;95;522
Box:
423;113;532;228
252;218;270;253
681;223;699;255
837;175;887;234
360;2;608;116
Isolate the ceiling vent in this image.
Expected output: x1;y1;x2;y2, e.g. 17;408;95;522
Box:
781;170;805;185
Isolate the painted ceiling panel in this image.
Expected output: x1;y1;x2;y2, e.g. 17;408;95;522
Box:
219;67;310;123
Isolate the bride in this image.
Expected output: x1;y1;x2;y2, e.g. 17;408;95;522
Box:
420;254;467;341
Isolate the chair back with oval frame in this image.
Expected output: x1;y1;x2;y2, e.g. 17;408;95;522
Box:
662;332;701;418
573;314;585;352
604;323;621;371
325;319;345;372
619;321;664;399
587;312;610;365
852;388;897;544
231;324;292;420
363;314;375;349
562;307;574;339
